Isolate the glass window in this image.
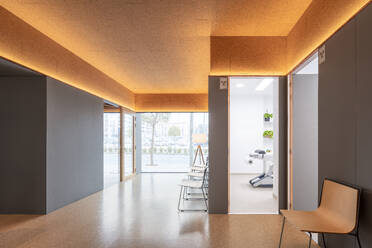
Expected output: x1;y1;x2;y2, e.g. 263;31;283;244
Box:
103;113;120;188
191;112;209;165
141;113;208;172
124;114;134;176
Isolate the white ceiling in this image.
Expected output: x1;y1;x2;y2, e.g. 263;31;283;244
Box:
230;77;274;96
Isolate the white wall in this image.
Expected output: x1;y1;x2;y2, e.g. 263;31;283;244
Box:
230;90;273;174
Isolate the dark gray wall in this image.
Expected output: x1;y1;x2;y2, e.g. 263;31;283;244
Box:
0;76;47;214
293;74;318;211
318;3;372;247
0;58;41;76
208;76;229;213
46;78;103;213
356;3;372;246
0;71;104;214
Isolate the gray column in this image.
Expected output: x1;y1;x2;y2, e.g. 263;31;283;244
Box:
208;76;229;214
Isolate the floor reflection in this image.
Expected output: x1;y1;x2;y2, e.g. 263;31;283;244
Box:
0;173;317;248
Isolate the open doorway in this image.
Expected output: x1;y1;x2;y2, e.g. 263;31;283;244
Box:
291;52;319;211
229;77;280;214
289;51;319;244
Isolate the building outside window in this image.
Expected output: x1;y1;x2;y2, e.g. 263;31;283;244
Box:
103;113;120;187
141;113;208;172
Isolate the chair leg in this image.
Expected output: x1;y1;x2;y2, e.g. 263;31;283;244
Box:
321;233;327;248
356;233;362;248
178;186;183;211
278;216;286;248
201;187;208;212
308;232;312;248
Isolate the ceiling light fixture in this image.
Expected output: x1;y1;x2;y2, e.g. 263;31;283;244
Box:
255;78;273;91
236;83;245;88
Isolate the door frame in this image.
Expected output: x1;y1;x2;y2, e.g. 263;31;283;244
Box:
227;75;286;213
287;50;319;209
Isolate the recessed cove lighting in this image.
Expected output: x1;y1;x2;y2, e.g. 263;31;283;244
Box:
236;83;245;88
255;78;273;91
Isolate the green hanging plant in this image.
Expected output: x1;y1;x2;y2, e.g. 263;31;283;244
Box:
263;130;274;138
264;113;273;121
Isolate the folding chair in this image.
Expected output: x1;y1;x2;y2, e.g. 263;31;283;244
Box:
178;167;208;212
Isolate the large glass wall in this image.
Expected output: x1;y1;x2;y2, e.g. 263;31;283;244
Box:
103;113;120;188
141;113;208;172
124;114;134;176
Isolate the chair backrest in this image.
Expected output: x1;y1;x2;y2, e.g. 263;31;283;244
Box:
319;179;361;233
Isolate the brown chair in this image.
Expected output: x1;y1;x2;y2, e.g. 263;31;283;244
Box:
278;178;362;248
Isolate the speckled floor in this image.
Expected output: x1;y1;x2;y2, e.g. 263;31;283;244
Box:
0;173;318;248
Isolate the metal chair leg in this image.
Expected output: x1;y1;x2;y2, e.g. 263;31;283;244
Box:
201;187;208;212
321;233;327;248
278;216;286;248
308;232;312;248
183;186;188;200
357;233;362;248
178;186;183;211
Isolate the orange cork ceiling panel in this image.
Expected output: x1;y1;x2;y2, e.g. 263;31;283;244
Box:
0;6;135;110
210;36;287;76
135;94;208;112
212;0;312;36
0;0;213;94
287;0;371;73
1;0;311;94
0;0;369;98
211;1;370;76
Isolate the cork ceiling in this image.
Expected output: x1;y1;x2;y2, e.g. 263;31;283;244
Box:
0;0;312;93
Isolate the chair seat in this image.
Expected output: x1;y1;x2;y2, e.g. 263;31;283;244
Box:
190;166;207;171
180;179;203;188
281;209;355;234
188;172;204;178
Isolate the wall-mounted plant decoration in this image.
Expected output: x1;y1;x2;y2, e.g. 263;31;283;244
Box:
263;130;274;138
264;113;273;122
